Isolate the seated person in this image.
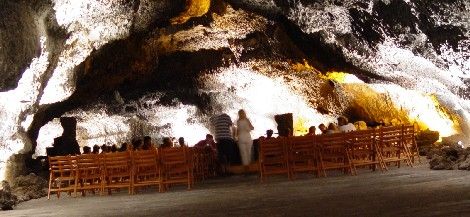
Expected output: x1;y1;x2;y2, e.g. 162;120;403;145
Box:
160;137;173;148
110;144;117;152
318;123;327;134
119;142;128;152
92;145;100;154
305;126;316;136
82;146;91;154
326;123;340;134
195;134;215;149
337;116;356;133
132;139;143;150
266;129;274;139
100;144;109;153
178;137;186;147
194;134;216;151
142;136;153;150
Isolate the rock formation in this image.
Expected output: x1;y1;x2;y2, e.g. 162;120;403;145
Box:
0;0;469;182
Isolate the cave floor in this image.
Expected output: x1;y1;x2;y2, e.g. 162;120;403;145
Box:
5;159;470;217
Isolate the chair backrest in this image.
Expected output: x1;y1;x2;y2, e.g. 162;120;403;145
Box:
102;151;132;172
49;155;76;176
76;154;101;174
159;147;189;164
379;126;402;146
259;138;287;159
133;149;158;167
347;129;376;149
316;133;346;150
289;136;315;154
401;125;416;141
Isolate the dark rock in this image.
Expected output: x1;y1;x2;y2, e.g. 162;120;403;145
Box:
416;130;440;147
428;143;470;170
50;117;80;156
12;173;48;202
0;181;18;210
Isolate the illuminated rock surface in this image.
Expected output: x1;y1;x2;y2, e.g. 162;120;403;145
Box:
0;0;469;184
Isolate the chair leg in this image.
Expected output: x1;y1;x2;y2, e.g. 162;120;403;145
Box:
47;174;53;200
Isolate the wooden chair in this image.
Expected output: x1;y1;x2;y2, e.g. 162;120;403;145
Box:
159;147;193;191
48;155;78;199
75;154;103;196
347;129;387;174
402;125;421;163
316;133;353;176
258;137;290;182
379;126;413;167
132;149;162;194
101;151;133;195
191;147;215;181
288;136;322;179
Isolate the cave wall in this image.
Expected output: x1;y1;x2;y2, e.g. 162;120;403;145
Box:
0;0;469;181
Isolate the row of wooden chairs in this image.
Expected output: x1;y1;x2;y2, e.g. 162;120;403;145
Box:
258;125;419;182
48;147;195;199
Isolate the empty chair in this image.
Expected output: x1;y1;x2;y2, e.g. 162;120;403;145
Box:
258;137;290;182
378;126;413;168
288;135;322;179
159;147;193;191
347;129;387;174
316;133;353;176
101;151;133;195
402;125;420;164
48;155;78;199
132;149;161;193
76;154;103;196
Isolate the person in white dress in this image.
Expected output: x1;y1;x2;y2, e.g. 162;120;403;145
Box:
236;109;254;174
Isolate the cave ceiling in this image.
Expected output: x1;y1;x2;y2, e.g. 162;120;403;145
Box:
0;0;469;180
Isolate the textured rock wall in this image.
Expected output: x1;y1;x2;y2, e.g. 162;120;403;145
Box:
0;0;469;182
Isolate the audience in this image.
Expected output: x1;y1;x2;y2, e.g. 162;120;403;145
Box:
142;136;153;150
161;137;173;148
82;146;91;154
100;144;108;153
305;126;316;136
337;116;356;133
132;139;143;150
195;134;216;151
318;124;327;134
178;137;186;147
92;145;100;154
110;144;117;153
326;123;339;134
119;142;129;152
266;129;274;139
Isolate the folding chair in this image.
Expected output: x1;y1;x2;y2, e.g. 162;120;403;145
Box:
101;152;133;195
347;129;387;174
159;147;193;191
132;149;162;194
288;136;322;179
316;133;353;176
402;125;421;163
258;138;290;182
48;155;77;199
76;154;103;196
378;126;413;168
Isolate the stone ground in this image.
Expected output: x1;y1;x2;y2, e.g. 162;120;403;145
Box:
3;160;470;217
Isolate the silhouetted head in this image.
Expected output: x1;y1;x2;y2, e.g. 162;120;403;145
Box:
308;126;316;134
178;137;185;147
266;129;273;138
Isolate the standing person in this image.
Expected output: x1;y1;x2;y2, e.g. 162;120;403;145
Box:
210;113;236;176
236;109;254;175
